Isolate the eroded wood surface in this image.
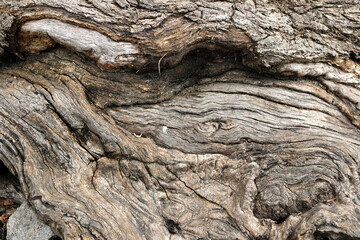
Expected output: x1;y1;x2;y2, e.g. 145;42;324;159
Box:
0;0;360;239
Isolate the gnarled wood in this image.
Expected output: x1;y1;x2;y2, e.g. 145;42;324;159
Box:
1;1;360;239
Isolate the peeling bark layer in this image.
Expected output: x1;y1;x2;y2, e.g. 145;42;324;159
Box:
1;1;360;240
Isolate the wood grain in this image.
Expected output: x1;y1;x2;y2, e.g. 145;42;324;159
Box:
0;0;360;239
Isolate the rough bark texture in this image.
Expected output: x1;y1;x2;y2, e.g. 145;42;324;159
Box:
1;0;360;239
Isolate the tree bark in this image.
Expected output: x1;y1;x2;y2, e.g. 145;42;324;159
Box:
1;0;360;239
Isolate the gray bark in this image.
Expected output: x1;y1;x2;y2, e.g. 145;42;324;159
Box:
0;0;360;239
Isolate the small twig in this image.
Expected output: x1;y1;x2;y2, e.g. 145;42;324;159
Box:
326;197;337;202
158;53;167;76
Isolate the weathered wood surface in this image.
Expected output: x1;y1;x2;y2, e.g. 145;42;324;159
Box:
1;0;360;239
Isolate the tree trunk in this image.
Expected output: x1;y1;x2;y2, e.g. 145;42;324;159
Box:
1;0;360;239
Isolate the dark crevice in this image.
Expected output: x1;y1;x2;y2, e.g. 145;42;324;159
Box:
0;160;22;240
0;160;13;177
0;47;22;68
349;51;360;63
164;218;181;234
101;47;247;110
314;231;360;240
275;216;288;224
0;160;22;196
49;236;62;240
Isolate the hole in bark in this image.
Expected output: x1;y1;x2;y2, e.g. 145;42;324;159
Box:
275;216;288;224
49;236;62;240
314;233;330;240
314;231;359;240
165;219;181;234
0;47;22;67
175;48;245;78
349;51;360;63
0;160;18;182
0;160;9;175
